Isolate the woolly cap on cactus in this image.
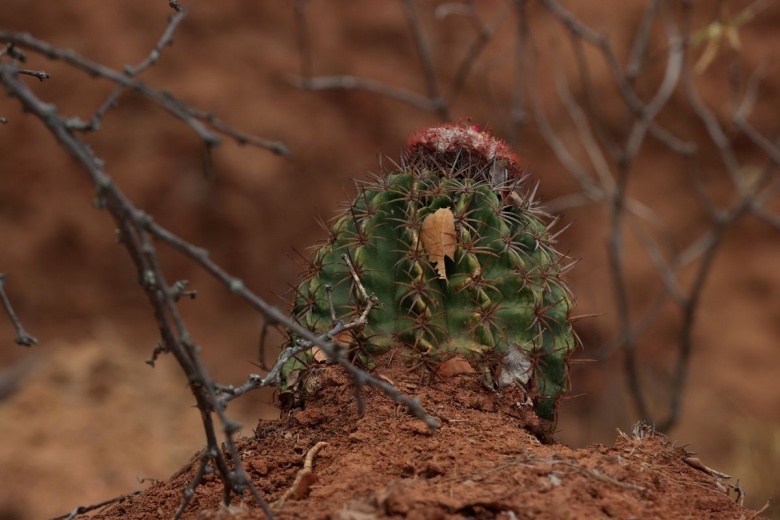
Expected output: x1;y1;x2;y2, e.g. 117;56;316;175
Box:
282;122;577;428
405;123;522;179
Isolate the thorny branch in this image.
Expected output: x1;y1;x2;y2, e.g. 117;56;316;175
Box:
292;1;780;432
0;29;291;157
0;5;434;518
66;5;189;134
144;214;430;424
0;63;277;519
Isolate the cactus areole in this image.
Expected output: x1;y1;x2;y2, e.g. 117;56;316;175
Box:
282;123;577;427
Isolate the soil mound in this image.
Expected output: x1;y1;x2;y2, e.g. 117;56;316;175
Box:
90;354;763;519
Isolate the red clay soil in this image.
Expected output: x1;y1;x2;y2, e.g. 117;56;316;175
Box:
89;354;763;520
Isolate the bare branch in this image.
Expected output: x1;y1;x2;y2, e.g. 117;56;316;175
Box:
0;61;278;516
508;0;530;146
17;68;50;81
447;4;508;106
626;218;685;305
132;7;188;74
0;31;291;157
52;491;141;520
752;207;780;231
540;0;696;156
294;0;313;80
624;12;684;160
527;49;603;201
626;0;661;81
567;36;624;163
290;1;457;121
401;0;449;120
659;222;726;431
552;50;615;192
0;274;38;347
173;451;211;520
738;121;780;167
69;6;188;134
591;291;669;361
289;74;441;112
683;55;745;195
733;60;771;124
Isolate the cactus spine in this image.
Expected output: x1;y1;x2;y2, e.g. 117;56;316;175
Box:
283;124;576;426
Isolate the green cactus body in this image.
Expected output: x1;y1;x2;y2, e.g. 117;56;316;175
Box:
283;124;576;425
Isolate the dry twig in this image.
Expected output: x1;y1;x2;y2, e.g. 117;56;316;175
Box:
273;441;328;507
0;274;37;347
50;492;141;520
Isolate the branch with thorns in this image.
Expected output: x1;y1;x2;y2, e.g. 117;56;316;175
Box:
0;25;290;157
0;4;435;518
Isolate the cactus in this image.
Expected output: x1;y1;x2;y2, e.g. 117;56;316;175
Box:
282;123;577;426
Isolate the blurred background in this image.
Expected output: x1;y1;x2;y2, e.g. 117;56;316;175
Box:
0;1;778;518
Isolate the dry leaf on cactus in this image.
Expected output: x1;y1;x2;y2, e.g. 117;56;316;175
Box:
420;207;457;281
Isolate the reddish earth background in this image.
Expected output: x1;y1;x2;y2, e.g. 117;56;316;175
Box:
0;1;778;518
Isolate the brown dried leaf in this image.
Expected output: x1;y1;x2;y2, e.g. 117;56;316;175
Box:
333;330;353;348
437;357;475;378
311;346;329;363
378;374;395;386
313;330;352;362
421;207;457;281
